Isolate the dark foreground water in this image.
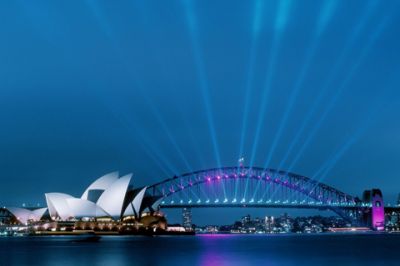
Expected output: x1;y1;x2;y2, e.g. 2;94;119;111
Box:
1;233;399;266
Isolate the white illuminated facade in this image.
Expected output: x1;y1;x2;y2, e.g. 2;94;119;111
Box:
7;207;47;225
7;172;159;223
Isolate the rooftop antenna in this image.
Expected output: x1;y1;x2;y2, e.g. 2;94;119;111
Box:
239;157;245;168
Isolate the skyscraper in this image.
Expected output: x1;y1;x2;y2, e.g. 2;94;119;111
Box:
182;208;192;229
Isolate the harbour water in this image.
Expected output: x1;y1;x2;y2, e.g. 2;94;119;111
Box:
1;233;399;266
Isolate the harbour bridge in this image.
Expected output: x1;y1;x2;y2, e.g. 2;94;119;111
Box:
146;166;388;230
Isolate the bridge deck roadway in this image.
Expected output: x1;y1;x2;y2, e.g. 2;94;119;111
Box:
159;203;361;210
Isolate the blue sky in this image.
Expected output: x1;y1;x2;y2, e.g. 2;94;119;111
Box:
0;0;399;224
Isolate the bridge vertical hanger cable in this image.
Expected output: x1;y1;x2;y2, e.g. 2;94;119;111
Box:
151;167;358;221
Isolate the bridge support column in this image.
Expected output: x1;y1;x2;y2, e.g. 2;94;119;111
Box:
363;189;385;231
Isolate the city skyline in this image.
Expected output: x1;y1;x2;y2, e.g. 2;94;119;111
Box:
1;1;400;265
1;0;400;227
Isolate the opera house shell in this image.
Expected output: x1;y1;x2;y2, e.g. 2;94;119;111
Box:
6;207;47;225
7;172;159;224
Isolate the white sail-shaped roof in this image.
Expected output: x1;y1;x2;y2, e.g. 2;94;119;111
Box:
96;174;132;219
45;193;74;220
31;207;48;221
81;172;119;201
123;204;134;217
7;207;47;225
66;198;109;218
123;187;147;218
132;187;147;215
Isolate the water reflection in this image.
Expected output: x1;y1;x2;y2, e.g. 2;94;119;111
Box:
0;234;400;266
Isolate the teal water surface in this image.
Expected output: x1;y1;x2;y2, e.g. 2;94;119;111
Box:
0;233;398;266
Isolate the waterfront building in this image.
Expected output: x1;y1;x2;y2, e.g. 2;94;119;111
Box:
5;172;163;225
0;208;13;225
241;214;250;226
6;207;47;225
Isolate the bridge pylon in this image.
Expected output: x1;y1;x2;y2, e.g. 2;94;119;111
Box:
361;189;385;231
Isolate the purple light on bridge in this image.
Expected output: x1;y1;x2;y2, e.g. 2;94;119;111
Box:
217;175;221;180
371;189;385;231
207;177;211;182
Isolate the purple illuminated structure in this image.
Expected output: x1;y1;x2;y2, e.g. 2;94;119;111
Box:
146;166;391;229
371;189;385;231
363;189;385;231
147;166;360;220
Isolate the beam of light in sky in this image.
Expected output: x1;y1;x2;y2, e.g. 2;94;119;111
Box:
249;0;293;168
179;114;207;169
181;0;226;200
85;0;197;177
84;0;117;46
310;94;390;193
288;1;388;174
316;0;339;36
2;0;400;213
239;0;266;202
15;0;178;182
274;0;293;32
279;10;378;174
238;0;265;162
263;33;321;170
181;0;222;169
314;65;398;184
272;2;388;203
132;1;207;171
103;102;179;178
275;0;340;172
247;0;293;200
144;97;195;174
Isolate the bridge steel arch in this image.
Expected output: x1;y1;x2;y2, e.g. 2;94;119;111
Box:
147;167;362;221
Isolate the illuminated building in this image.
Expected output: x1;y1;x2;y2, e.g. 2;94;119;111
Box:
6;172;162;224
182;208;192;229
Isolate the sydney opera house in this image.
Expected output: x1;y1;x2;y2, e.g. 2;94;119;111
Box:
3;172;163;226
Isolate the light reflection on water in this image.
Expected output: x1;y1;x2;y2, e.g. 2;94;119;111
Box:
0;234;399;266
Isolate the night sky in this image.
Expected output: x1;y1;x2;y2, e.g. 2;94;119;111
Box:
1;0;400;224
